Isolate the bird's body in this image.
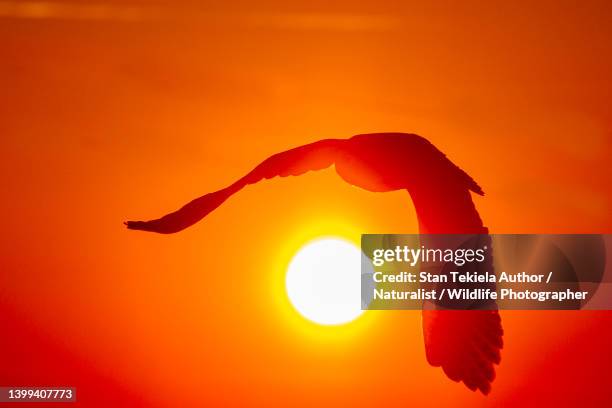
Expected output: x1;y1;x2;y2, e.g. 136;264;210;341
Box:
127;132;503;394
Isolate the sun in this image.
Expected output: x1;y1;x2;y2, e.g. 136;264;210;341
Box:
285;237;365;326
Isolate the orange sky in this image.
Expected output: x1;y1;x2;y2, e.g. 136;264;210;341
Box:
0;1;611;406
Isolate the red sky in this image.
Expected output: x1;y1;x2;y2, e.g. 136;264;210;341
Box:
0;1;611;406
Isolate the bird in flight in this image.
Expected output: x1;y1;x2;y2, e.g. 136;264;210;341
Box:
126;132;503;394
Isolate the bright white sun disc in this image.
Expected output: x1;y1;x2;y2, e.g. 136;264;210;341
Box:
285;238;366;325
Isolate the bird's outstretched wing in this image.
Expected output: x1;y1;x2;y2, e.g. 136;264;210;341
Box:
422;309;503;394
125;139;343;233
412;185;503;395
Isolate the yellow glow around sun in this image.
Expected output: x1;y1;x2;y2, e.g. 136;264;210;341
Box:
265;215;378;344
285;238;364;325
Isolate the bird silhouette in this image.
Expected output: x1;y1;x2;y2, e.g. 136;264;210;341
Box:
126;132;503;394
